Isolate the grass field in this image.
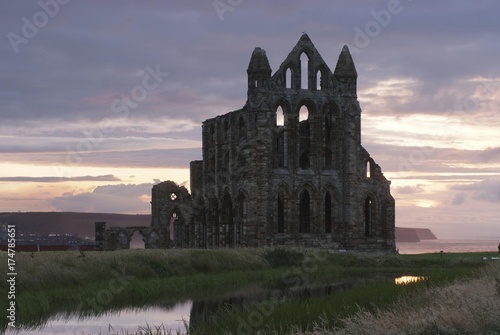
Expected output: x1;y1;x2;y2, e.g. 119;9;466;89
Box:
1;248;499;334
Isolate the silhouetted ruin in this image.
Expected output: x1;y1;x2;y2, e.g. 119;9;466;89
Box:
97;34;396;252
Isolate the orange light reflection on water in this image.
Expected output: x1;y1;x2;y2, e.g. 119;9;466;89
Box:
395;276;427;285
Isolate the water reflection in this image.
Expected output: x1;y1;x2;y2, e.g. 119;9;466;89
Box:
395;275;427;285
7;302;191;335
11;275;416;334
189;282;351;329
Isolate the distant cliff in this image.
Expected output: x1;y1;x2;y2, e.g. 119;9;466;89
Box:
396;227;437;243
1;212;437;244
0;212;150;238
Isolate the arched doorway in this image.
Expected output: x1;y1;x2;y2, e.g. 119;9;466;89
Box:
129;230;145;249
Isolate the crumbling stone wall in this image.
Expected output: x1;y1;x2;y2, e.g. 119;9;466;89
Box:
188;34;395;251
151;181;195;248
95;224;167;250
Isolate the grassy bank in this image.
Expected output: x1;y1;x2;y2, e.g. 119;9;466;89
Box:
0;248;270;291
1;248;495;291
189;265;486;335
0;248;498;333
303;262;500;335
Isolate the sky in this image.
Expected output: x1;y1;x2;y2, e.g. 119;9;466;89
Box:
1;0;499;239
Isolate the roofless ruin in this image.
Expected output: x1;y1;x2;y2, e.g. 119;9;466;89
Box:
96;34;396;252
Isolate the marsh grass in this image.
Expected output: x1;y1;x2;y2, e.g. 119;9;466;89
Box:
0;248;271;291
190;270;448;335
294;263;500;335
0;248;497;333
0;248;494;292
191;280;412;335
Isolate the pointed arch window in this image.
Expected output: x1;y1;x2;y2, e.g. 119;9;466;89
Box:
325;192;332;234
285;68;292;89
364;197;372;237
299;190;311;233
276;130;286;168
277;193;285;233
299;105;309;122
325;116;331;144
316;69;322;90
366;160;371;178
237;195;245;245
299;151;310;169
222;193;233;247
211;200;219;247
276;106;285;127
300;52;309;89
299;105;311;169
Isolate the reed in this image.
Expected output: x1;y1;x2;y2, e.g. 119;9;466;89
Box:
1;248;494;292
293;263;500;335
0;248;496;333
188;267;476;335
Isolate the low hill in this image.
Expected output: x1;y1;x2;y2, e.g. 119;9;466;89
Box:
0;212;150;238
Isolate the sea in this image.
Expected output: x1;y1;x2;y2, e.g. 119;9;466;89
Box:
397;239;500;254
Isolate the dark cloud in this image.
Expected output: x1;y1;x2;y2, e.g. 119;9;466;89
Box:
2;0;500;124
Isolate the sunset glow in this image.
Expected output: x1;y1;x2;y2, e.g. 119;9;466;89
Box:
1;1;499;239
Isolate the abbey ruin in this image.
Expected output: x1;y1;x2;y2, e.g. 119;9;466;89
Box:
97;34;396;252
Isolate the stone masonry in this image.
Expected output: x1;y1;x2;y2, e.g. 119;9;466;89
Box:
151;34;396;251
98;34;395;251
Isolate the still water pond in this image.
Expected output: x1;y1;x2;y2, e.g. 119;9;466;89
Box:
8;302;191;335
10;276;425;335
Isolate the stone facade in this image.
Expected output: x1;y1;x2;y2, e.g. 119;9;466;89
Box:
150;34;396;252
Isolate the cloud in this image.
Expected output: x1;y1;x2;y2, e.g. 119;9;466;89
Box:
50;183;154;214
0;175;120;183
1;0;500;239
4;148;201;169
451;178;500;203
394;185;424;194
452;193;467;206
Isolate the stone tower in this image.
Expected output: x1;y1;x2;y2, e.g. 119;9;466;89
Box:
183;34;396;251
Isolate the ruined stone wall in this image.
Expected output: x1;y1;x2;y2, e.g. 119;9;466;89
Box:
149;34;396;252
151;181;194;248
96;223;168;250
